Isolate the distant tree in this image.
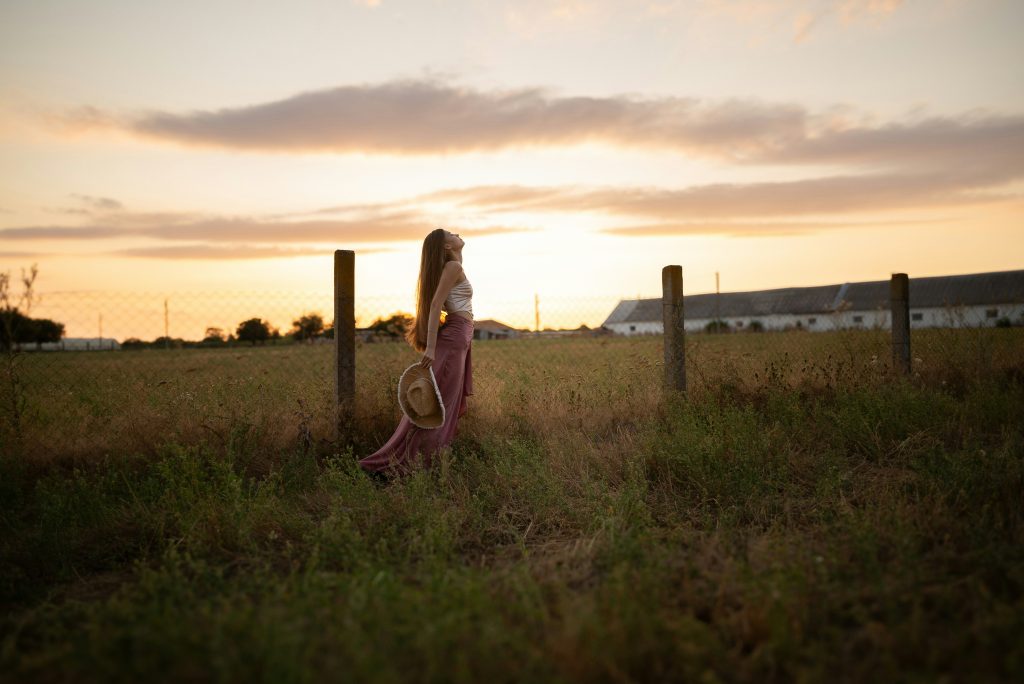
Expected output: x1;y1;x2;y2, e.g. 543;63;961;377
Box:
704;319;729;334
201;327;227;346
322;324;334;339
747;320;765;333
291;313;324;341
236;318;271;345
32;318;64;348
1;264;39;440
0;308;32;349
0;309;64;348
122;337;146;350
368;312;413;339
152;336;185;349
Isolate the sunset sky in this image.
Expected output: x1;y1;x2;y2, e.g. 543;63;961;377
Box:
1;0;1022;338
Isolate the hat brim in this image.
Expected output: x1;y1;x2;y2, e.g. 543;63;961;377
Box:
397;363;445;429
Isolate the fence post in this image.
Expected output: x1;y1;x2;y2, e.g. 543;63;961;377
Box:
334;250;356;444
890;273;911;375
662;265;686;394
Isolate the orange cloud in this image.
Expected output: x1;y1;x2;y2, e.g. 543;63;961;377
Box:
600;216;949;238
45;80;1023;178
2;161;1017;248
415;168;1015;220
0;250;50;259
109;244;381;260
0;206;537;248
42;80;808;158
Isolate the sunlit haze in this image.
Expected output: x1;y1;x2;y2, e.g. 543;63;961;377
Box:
2;0;1022;338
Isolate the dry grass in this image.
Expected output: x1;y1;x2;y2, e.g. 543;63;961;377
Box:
6;326;1020;465
0;327;1022;682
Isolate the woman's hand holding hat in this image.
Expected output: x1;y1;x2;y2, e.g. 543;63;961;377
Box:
420;347;435;369
397;362;445;429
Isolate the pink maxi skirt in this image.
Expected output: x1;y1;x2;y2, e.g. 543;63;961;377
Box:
358;314;474;476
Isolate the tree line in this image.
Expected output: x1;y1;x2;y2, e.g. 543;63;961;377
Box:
0;308;65;350
122;312;415;349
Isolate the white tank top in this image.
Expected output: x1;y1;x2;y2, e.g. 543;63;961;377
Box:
443;275;473;318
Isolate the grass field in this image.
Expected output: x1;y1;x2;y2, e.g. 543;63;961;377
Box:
1;327;1022;682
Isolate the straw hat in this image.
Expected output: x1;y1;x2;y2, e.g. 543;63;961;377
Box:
397;363;445;429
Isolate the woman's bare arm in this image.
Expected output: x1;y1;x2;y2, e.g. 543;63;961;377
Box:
422;261;462;365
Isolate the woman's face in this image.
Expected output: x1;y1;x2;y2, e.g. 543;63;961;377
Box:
444;230;465;250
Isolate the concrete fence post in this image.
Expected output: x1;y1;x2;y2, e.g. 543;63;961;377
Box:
890;272;911;375
334;250;356;443
662;265;686;394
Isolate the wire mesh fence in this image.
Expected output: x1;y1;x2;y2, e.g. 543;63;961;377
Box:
2;288;1021;459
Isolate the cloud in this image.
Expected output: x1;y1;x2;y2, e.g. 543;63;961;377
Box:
792;11;820;42
699;0;906;41
42;193;125;217
7;94;1022;247
46;79;1024;177
0;226;126;240
4;139;1018;247
600;216;950;238
40;104;121;138
416;170;1014;222
110;244;367;260
0;251;51;259
503;0;605;40
70;193;123;212
836;0;904;23
0;207;537;245
44;79;810;158
413;185;573;210
761;113;1024;181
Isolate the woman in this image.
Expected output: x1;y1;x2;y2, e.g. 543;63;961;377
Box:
358;228;474;477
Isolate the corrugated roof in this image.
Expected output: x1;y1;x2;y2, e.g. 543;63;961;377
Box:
903;269;1024;307
602;269;1024;325
473;318;517;331
685;284;840;318
602;299;640;325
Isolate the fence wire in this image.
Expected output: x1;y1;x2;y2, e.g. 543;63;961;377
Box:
2;289;1021;458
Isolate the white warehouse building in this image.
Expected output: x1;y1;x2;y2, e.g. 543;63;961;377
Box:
601;269;1024;335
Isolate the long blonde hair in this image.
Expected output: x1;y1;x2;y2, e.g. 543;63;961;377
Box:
405;228;452;352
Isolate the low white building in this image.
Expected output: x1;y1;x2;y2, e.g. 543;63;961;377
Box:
473;319;521;340
602;269;1024;335
26;337;121;351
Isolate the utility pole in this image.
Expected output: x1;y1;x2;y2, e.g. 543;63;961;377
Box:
164;298;169;349
534;293;540;333
98;313;103;348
